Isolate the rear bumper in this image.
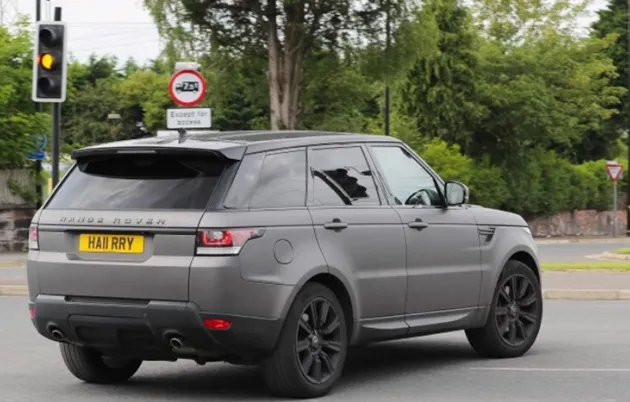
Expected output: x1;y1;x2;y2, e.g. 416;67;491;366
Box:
30;294;283;361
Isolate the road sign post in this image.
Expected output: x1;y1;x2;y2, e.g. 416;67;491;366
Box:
167;67;211;131
606;161;623;237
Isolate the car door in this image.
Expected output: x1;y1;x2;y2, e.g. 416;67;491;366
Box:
366;144;482;317
307;144;408;326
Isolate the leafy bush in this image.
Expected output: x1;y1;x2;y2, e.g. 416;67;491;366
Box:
418;139;508;209
415;138;624;216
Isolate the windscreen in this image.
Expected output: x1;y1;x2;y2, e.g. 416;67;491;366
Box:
46;153;231;210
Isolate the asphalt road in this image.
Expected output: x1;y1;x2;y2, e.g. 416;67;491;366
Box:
0;267;25;285
537;241;628;262
1;297;629;402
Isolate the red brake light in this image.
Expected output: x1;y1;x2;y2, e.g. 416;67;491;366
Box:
203;318;231;331
28;224;39;250
196;228;263;255
29;305;35;319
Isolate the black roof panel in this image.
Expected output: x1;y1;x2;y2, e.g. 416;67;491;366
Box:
195;130;353;143
72;130;403;160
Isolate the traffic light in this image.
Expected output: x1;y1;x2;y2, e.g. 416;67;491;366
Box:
32;21;68;103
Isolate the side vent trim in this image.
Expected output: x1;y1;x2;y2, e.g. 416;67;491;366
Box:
478;227;496;242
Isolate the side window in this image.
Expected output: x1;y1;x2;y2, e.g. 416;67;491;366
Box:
371;146;443;207
248;150;307;209
310;146;380;206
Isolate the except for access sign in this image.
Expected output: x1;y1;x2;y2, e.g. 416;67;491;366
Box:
606;161;623;182
167;108;212;129
168;69;207;107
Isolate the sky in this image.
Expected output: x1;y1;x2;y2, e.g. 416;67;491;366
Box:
13;0;162;65
2;0;614;66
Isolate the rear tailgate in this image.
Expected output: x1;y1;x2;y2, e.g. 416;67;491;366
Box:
30;147;239;301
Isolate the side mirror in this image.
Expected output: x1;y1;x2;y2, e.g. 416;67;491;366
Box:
444;181;469;206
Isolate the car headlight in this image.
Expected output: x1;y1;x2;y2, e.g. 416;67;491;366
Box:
523;227;532;237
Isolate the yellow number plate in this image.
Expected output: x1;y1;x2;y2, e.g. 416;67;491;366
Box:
78;234;145;254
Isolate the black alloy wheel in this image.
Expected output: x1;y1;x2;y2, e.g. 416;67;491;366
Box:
262;282;348;398
465;260;543;359
494;273;540;347
296;297;343;385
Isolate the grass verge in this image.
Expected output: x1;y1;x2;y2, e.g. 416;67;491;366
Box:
612;248;630;255
542;262;630;272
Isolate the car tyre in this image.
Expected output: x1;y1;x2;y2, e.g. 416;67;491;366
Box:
466;260;543;358
60;343;142;384
262;282;348;399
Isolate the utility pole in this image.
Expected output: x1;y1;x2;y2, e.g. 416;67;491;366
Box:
34;0;42;208
51;6;62;188
384;0;391;137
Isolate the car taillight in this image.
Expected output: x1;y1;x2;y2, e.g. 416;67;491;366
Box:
196;228;264;256
28;224;39;250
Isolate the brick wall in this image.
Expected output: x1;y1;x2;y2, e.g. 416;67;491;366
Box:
0;208;36;253
528;209;628;237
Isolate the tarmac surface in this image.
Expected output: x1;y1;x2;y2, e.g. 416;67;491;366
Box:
1;296;628;401
537;240;630;262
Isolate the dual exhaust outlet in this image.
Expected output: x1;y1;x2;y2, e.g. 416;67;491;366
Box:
47;326;187;351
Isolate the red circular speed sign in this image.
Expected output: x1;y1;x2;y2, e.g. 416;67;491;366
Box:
168;69;207;107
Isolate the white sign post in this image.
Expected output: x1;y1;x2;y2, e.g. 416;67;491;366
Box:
606;161;623;237
166;67;211;133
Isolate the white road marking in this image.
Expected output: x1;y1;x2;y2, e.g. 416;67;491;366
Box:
470;367;630;372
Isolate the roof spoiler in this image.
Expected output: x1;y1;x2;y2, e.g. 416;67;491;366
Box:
71;144;245;161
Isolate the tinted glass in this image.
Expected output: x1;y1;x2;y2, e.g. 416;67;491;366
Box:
223;153;265;209
371;146;442;206
248;150;307;208
311;146;380;206
46;153;229;210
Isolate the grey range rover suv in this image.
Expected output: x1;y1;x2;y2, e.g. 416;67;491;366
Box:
26;130;543;399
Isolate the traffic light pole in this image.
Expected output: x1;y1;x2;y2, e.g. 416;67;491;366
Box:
384;0;390;137
34;0;42;208
51;6;61;187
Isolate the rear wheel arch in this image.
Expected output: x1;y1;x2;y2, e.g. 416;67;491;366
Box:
307;273;355;342
283;271;357;343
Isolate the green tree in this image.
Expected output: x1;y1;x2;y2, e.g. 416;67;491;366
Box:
300;48;378;132
470;30;624;164
0;18;49;170
198;51;270;131
144;0;407;130
401;0;483;153
117;69;172;135
590;0;629;161
62;77;125;151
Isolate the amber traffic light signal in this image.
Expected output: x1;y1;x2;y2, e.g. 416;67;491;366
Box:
32;21;68;102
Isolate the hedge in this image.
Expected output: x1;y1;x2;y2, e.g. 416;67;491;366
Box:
417;138;626;217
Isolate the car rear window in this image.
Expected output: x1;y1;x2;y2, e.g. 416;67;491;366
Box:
46;153;230;210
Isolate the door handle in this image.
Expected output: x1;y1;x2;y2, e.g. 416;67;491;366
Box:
324;219;348;230
408;219;429;230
